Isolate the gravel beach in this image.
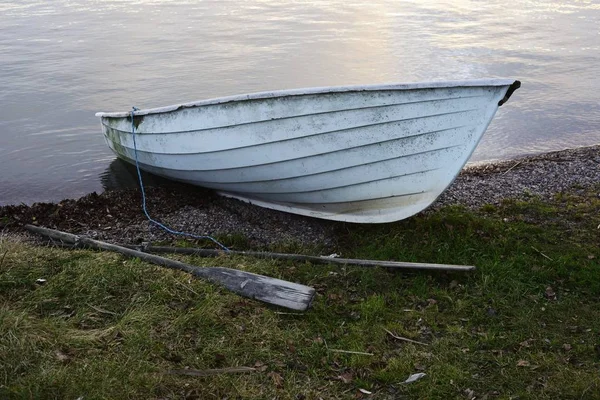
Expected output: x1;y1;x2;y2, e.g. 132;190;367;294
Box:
1;145;598;248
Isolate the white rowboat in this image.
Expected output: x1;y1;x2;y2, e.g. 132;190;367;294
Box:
96;79;520;223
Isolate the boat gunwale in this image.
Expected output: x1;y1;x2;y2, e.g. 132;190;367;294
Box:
95;78;516;118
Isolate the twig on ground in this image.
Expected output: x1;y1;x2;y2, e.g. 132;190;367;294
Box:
531;246;554;261
0;250;8;269
167;367;256;377
328;349;374;356
273;311;305;316
580;378;599;400
87;304;118;316
175;280;200;296
384;328;429;346
503;161;522;175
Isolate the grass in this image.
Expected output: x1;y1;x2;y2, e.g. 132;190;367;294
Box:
1;188;599;399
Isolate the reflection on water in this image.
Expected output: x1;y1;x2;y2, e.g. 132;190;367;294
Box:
99;158;174;192
1;0;599;205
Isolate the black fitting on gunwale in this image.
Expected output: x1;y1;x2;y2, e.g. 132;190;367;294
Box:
498;80;521;106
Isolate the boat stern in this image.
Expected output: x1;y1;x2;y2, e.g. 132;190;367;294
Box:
97;115;130;160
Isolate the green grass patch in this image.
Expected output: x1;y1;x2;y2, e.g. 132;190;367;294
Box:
1;188;599;399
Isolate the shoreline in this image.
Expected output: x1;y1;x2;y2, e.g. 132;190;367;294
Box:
435;143;599;210
1;144;598;248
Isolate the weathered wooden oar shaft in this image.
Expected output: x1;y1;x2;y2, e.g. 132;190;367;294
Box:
140;246;476;272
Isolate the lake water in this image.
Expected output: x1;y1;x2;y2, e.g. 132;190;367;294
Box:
1;0;599;205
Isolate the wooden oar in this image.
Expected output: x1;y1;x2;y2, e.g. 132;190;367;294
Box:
133;246;476;272
24;225;315;311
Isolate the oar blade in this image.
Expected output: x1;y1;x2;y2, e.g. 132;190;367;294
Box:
195;267;315;311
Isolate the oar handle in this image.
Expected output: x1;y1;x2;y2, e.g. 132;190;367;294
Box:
25;224;198;275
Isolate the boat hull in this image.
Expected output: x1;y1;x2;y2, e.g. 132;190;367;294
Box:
97;80;519;223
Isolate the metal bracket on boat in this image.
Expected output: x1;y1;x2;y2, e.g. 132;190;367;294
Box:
498;80;521;106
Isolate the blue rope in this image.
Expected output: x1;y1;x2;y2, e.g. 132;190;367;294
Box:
129;107;229;251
